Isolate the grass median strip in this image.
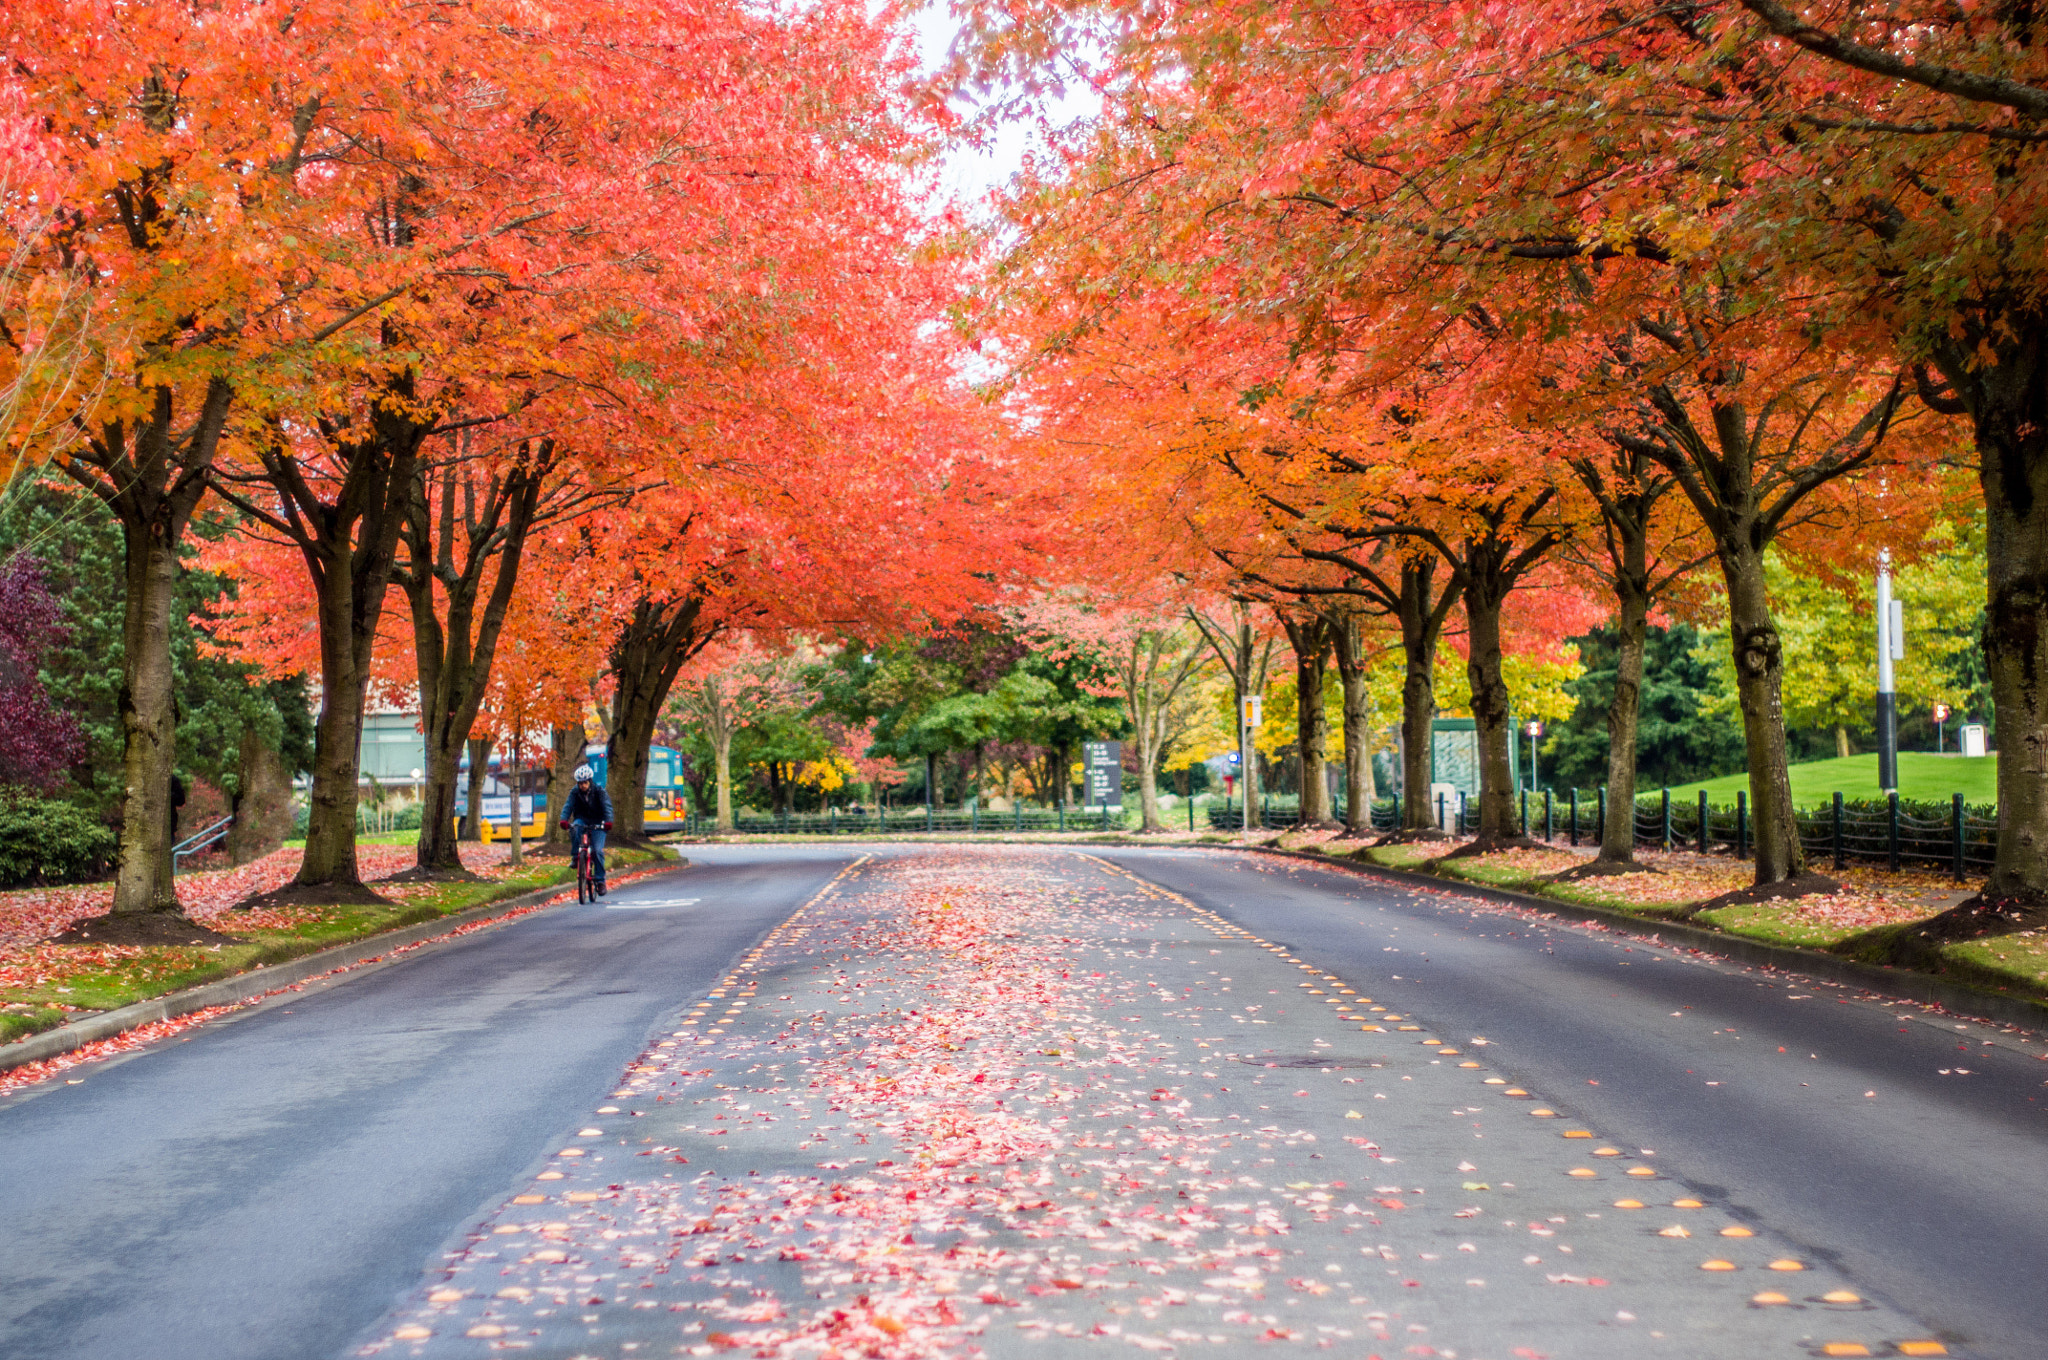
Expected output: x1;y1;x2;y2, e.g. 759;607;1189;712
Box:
1;844;661;1048
1328;839;2048;1005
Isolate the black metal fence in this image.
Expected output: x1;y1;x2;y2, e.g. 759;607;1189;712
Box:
1204;800;1403;832
1294;784;1992;882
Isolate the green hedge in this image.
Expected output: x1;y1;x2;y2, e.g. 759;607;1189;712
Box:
0;792;117;887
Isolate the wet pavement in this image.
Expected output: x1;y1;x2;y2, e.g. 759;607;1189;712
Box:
352;846;1970;1360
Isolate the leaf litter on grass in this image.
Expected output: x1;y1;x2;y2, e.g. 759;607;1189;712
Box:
1398;839;1963;938
0;844;522;1027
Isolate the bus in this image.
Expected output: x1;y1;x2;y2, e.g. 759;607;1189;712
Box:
456;743;691;836
581;743;691;833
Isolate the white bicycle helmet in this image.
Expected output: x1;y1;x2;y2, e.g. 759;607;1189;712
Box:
573;764;595;782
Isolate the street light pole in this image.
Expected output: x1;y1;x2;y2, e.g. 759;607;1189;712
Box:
1239;694;1261;842
1526;720;1543;795
1876;551;1901;791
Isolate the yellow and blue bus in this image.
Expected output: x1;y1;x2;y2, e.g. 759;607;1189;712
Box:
457;743;691;837
581;743;691;833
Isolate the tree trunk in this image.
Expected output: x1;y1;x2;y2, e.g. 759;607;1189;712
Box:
1463;566;1527;848
74;378;236;916
1615;341;1895;892
1835;724;1852;760
1121;628;1202;835
1555;442;1685;876
1721;540;1805;883
415;719;468;871
409;463;481;874
1136;736;1163;832
401;453;552;876
506;732;523;867
1394;562;1459;834
768;760;786;815
542;723;585;854
109;523;182;913
1596;579;1650;865
606;595;711;845
1331;609;1375;836
295;558;378;891
1960;333;2048;911
280;393;433;893
461;735;490;842
1190;611;1275;832
1281;612;1338;828
713;723;736;832
225;723;291;865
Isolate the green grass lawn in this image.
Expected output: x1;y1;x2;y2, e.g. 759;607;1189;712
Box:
0;847;668;1047
1651;751;1997;808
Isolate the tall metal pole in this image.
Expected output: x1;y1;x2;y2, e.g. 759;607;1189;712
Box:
1239;693;1261;841
1876;550;1899;792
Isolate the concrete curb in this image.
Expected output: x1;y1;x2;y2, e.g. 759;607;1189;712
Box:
0;855;691;1075
1216;842;2048;1030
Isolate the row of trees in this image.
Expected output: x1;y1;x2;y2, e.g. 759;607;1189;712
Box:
4;0;2035;934
949;0;2046;926
0;0;1043;919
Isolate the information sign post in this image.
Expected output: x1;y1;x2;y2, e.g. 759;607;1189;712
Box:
1082;742;1123;811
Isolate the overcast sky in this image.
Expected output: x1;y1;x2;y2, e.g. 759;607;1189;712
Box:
910;3;1099;212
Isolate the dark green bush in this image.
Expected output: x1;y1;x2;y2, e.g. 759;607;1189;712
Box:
0;792;117;887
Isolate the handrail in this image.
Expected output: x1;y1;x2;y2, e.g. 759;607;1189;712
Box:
172;815;234;870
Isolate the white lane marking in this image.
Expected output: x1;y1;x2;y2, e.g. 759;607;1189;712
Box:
607;897;701;910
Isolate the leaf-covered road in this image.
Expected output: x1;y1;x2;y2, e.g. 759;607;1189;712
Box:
2;844;2036;1358
0;848;852;1360
344;845;2003;1360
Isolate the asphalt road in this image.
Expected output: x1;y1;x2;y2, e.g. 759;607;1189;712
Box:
3;841;2043;1359
1098;845;2048;1359
0;848;857;1360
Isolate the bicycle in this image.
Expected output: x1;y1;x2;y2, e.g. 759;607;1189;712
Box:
572;823;599;903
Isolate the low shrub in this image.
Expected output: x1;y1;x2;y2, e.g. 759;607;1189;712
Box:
0;791;117;887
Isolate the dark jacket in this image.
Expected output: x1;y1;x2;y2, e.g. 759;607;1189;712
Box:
564;783;613;825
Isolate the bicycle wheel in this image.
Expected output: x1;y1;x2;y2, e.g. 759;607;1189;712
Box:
576;843;592;903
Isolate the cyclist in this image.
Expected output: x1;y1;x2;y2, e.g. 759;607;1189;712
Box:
560;764;614;896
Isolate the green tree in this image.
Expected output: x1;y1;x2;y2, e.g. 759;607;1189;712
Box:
1692;529;1984;761
811;623;1124;809
0;479;313;830
733;710;838;815
1006;648;1126;808
1433;644;1584;735
1545;624;1746;795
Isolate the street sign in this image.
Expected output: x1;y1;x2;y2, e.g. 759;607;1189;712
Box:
1933;703;1951;722
1083;741;1123;808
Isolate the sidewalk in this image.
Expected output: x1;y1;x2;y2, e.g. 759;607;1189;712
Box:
353;845;1948;1359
